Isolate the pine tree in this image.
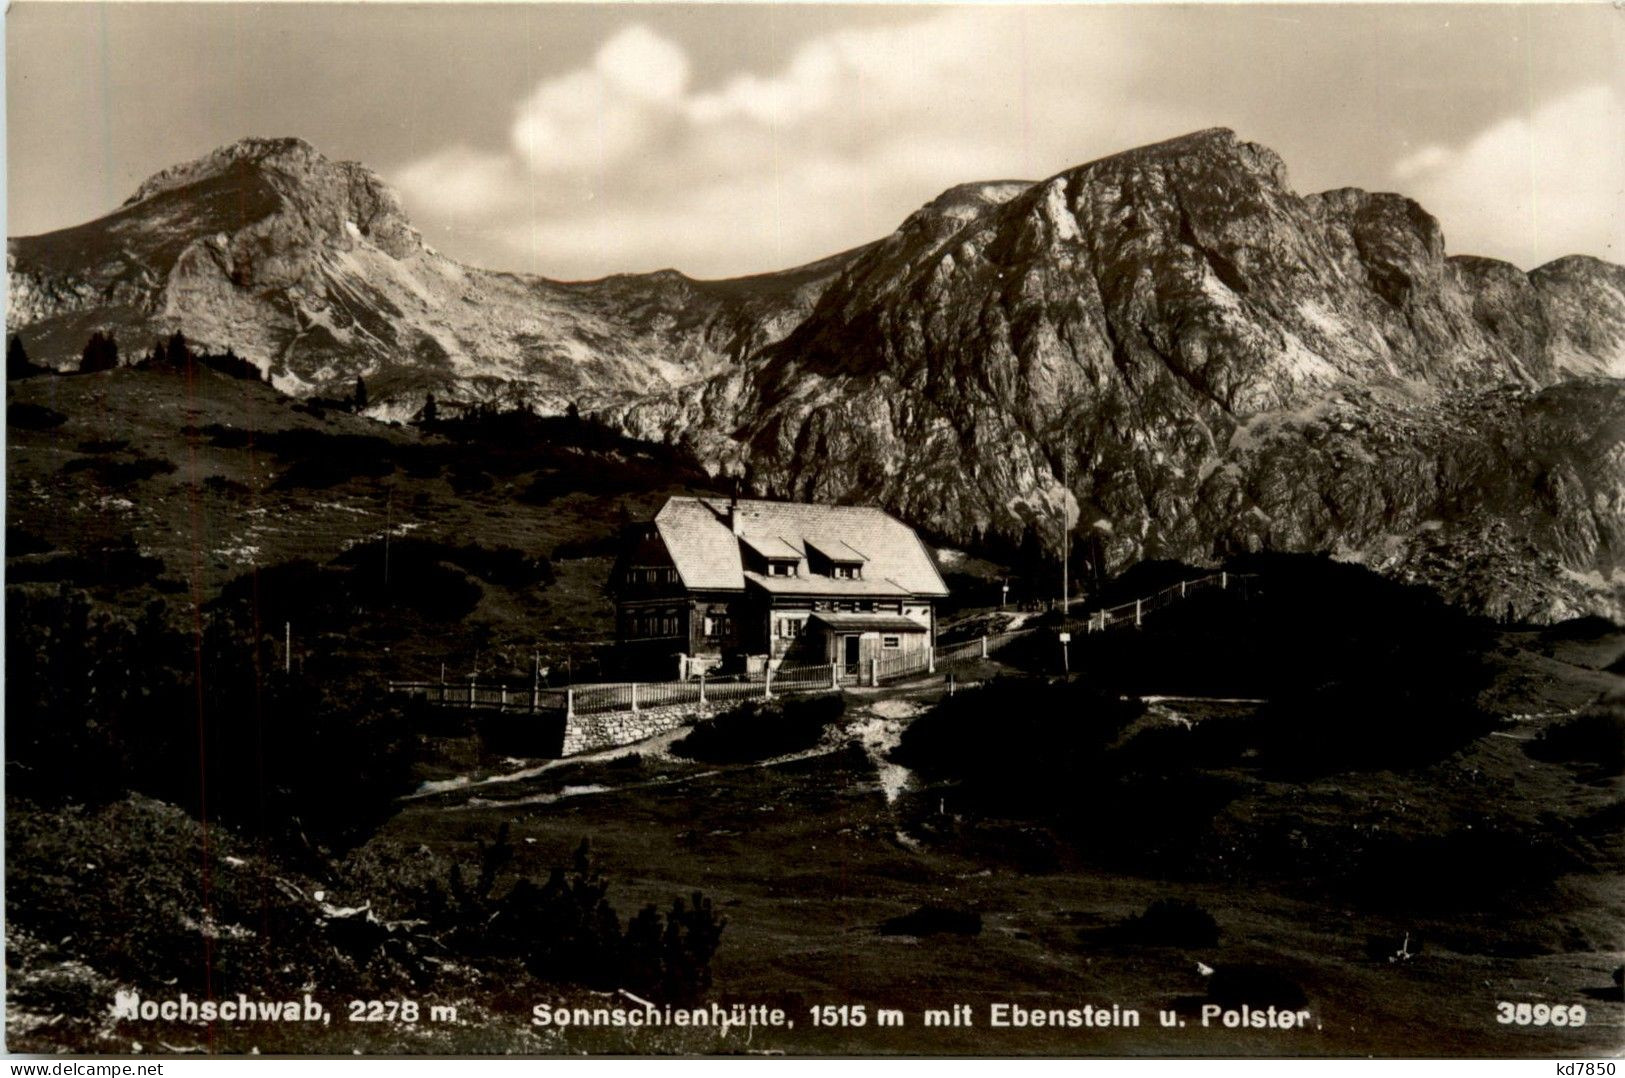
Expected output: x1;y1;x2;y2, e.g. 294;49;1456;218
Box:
165;331;191;369
420;391;438;425
78;332;119;373
7;335;37;379
353;374;369;411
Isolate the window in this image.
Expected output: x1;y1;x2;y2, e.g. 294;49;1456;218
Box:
768;559;797;577
777;617;803;639
832;564;861;580
882;635;901;650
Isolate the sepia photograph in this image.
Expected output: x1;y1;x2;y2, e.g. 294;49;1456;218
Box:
3;0;1622;1062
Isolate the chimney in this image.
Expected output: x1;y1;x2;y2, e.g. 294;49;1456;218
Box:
728;491;743;536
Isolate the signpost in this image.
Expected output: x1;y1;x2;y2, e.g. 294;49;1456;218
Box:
1058;631;1072;676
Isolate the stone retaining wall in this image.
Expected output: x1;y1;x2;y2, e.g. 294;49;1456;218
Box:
561;702;713;756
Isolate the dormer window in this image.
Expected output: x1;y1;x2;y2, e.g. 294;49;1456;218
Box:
805;537;868;580
767;559;798;577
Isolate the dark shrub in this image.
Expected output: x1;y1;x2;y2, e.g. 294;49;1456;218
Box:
202;474;252;497
8;334;42;379
448;465;495;495
1539;615;1619;645
425;832;726;1002
1524;703;1625;776
334;540;528;620
6;544;165;590
1207;965;1307;1009
1350;824;1584;911
60;454;177;487
891;677;1143;815
5;798;340;995
199;349;263;382
1089;770;1245;869
1110;716;1254;772
5;526;54;555
339;538;555;591
672;693;846;763
1114;899;1220;948
78;331;119;373
76;438;129;454
6;586;414;849
213;559;353;630
1008;554;1496;711
186;422;253;449
1251;680;1496;779
553;533;623;560
877;905;982;937
262;429;397;489
8;402;67;430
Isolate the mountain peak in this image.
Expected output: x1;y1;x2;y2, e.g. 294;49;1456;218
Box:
119;135;422;262
1063;126;1292;193
123;136;326;207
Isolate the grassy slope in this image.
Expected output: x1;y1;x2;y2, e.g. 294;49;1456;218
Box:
6;366;719;681
378;652;1622;1056
6;367;1621;1056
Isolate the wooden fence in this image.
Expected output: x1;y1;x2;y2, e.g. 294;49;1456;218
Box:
390;572;1257;721
389;650;937;720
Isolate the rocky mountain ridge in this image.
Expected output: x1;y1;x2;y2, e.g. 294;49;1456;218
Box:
8;130;1623;619
7;137;854;415
612;129;1624;619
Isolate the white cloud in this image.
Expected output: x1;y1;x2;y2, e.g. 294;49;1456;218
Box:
391;12;1622;279
396;11;1146;277
1391;84;1624;266
395;145;526;219
509;24;692;185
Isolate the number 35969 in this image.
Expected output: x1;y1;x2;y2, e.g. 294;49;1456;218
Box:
1496;1001;1586;1026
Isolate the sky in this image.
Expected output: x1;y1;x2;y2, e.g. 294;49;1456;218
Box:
6;3;1622;280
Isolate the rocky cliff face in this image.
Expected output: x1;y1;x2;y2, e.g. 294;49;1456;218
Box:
612;129;1624;620
9;130;1623;619
7;137;851;416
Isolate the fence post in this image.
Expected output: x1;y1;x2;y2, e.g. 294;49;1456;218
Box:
1135;599;1142;627
565;688;575;720
764;666;773;699
980;635;988;659
630;682;639;713
500;686;508;709
870;658;879;687
1221;571;1228;590
927;645;936;674
467;678;476;706
831;663;839;690
1180;580;1186;598
699;673;707;706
